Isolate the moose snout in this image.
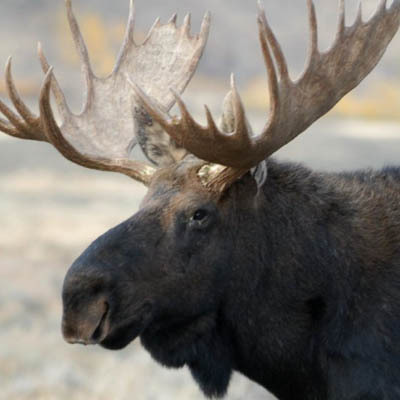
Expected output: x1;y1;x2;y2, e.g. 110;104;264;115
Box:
61;217;147;347
62;294;110;345
62;265;113;346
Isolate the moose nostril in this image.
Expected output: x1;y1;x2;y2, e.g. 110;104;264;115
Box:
90;302;110;343
62;298;110;345
62;322;77;344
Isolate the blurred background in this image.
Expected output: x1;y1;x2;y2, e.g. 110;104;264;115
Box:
1;0;400;399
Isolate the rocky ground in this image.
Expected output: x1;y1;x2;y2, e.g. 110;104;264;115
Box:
1;114;400;399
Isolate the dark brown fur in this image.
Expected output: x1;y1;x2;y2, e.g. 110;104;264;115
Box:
62;158;400;400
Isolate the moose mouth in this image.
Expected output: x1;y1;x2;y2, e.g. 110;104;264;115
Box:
62;299;110;346
62;300;153;349
90;303;110;342
100;320;144;350
100;303;154;350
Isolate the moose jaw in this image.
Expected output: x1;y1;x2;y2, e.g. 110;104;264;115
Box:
2;0;400;399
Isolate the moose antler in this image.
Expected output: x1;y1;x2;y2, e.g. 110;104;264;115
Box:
0;0;210;185
133;0;400;189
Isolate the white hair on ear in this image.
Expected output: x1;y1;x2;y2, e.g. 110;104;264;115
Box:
251;160;268;189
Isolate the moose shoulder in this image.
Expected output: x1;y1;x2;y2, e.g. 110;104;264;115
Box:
2;0;400;399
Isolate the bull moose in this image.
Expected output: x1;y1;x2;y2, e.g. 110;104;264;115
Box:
2;0;400;399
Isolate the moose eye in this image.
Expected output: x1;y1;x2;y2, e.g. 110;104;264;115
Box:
192;209;208;221
186;207;216;231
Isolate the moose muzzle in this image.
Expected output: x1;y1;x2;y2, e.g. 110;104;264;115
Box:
62;295;110;345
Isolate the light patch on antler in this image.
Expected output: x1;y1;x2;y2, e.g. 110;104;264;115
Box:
198;163;227;186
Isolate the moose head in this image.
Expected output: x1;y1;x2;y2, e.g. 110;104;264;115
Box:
2;0;400;399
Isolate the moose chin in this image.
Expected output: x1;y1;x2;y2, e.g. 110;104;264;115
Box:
2;0;400;399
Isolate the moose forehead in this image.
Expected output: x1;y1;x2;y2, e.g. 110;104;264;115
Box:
140;160;218;225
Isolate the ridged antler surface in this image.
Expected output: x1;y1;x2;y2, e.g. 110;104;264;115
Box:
0;0;210;184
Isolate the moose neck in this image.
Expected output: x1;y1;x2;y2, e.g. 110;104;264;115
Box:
141;160;367;400
221;160;361;400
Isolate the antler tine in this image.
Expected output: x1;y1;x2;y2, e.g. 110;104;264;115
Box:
39;68;76;154
229;74;252;143
127;77;173;130
337;0;346;36
200;12;212;40
133;73;255;168
5;57;38;127
183;14;192;36
0;92;28;135
204;104;218;133
127;0;136;41
37;42;71;120
306;0;319;64
113;0;137;75
257;0;290;84
0;112;27;137
168;13;178;26
1;60;30;130
356;2;363;24
143;17;162;46
65;0;94;104
171;89;199;134
256;6;281;133
129;75;213;150
0;57;44;141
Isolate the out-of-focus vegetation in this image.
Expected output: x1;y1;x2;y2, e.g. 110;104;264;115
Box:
335;81;400;120
243;76;400;121
0;79;39;97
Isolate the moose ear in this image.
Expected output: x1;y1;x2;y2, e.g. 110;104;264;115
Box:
134;105;188;167
251;160;268;189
